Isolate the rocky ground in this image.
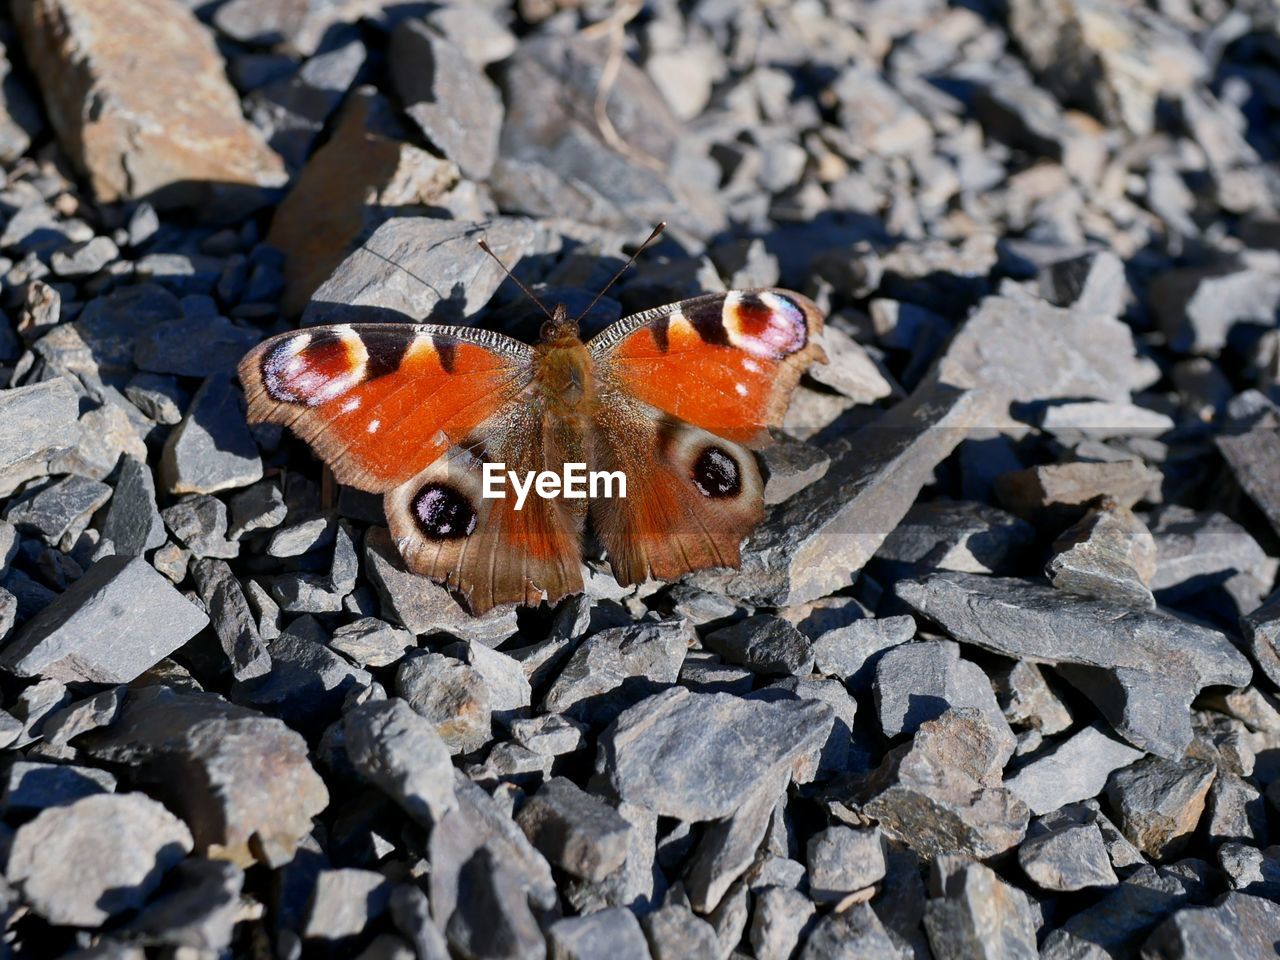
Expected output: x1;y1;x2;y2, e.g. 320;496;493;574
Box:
0;0;1276;957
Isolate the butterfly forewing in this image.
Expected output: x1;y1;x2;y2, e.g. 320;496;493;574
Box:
588;288;827;448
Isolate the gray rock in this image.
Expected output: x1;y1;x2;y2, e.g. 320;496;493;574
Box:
895;572;1252;758
161;374;263;495
267;516;332;558
447;641;531;718
423;3;515;66
1;760;116;813
928;290;1149;414
543;619;691;724
101;455;166;556
445;846;547;960
389;885;450;960
162;496;238;555
1037;400;1174;442
0;38;43;161
1040;863;1206;958
51;236;118;277
797;904;909;960
234;622;372;734
996;459;1162;519
330;617;414;668
750;886;815;960
759;434;830;505
874;500;1035;576
493;33;718;238
643;902;720;960
992;661;1073;736
391;20;501;181
698;383;979;606
2;554;209;683
82;685;329;868
5;474;111;549
1151;260;1280;356
364;526;517;644
1007;0;1205;138
1039;250;1127;317
1046;499;1157;608
124;858;244;952
304;217;538;328
344;698;456;825
303;868;391;941
1148;506;1272;601
562;799;660;916
190;558;272;681
1018;813;1119;892
1216;400;1280;539
510;714;588;757
0;380;79;495
40;685;124;746
862;708;1029;859
1189;711;1254;777
1142;892;1280;959
703;614;814;677
212;0;378;56
923;858;1037;960
600;687;833;821
517;777;631;882
5;792;192;926
1243;590;1280;689
1006;724;1143;816
1218;843;1280;899
684;768;787;912
678;652;754;695
227;480;287;539
548;907;650;960
9;677;70;746
124;373;187;425
249;33;367;171
396;651;492;754
806;611;916;690
874;640;1010;740
1106;756;1217;860
1205;772;1265;847
807;826;886;902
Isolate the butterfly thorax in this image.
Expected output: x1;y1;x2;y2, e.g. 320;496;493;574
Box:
534;305;595;422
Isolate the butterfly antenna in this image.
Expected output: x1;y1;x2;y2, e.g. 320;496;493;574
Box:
575;221;666;323
477;237;554;322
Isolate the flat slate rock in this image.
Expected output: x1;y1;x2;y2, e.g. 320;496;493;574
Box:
600;687;833;822
896;572;1252;758
303;216;539;328
1142;892;1280;958
1;554;209;683
161;374;263;496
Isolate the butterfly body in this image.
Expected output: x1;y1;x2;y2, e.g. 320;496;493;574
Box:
240;289;826;614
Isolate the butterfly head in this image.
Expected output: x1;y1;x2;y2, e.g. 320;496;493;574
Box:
539;302;581;344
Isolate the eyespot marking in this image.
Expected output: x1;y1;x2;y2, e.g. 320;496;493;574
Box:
412;482;478;540
692;445;741;499
260;328;367;406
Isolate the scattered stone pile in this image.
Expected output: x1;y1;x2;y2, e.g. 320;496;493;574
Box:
0;0;1276;957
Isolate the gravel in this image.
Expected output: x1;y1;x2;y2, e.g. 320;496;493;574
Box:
0;0;1274;954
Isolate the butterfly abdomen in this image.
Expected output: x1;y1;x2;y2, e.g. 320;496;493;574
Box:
533;336;596;423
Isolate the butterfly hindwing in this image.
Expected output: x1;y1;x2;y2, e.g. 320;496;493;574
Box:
238;323;532;493
589;392;764;587
385;413;585;614
588;289;826;448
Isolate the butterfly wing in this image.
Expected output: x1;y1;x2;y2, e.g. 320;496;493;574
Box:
239;323;582;613
587;289;824;585
239;323;533;492
589;393;764;586
588;289;827;448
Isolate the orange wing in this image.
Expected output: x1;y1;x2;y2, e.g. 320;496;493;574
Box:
588;289;826;448
238;323;531;493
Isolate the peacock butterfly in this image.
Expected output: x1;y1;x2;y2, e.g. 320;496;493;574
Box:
238;226;826;614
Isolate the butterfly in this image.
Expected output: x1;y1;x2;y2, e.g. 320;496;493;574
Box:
238;232;826;614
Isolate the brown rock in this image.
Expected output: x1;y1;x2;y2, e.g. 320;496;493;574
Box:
995;460;1162;520
14;0;286;213
268;88;460;316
